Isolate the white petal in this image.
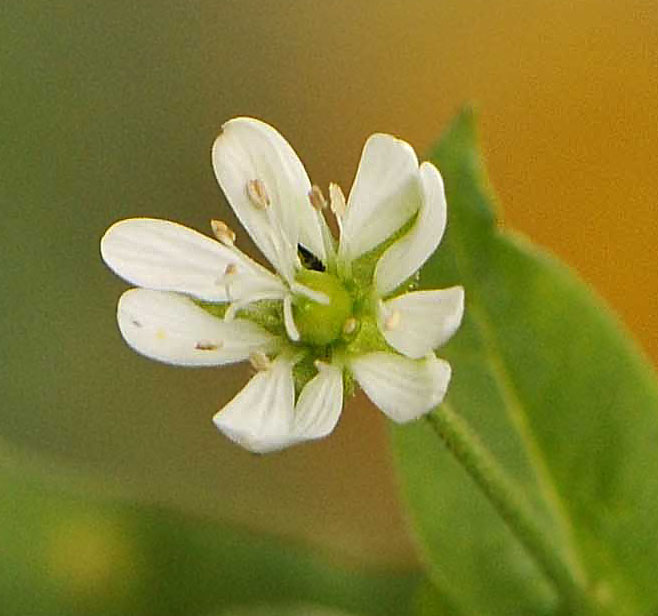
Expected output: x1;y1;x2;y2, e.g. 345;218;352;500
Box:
212;118;327;279
101;218;285;302
213;356;296;453
374;162;447;297
117;288;277;366
293;363;343;441
378;287;465;359
350;352;451;423
339;134;422;263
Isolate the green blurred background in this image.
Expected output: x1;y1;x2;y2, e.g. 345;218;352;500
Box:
1;0;657;611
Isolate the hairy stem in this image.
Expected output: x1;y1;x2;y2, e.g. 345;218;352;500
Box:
426;402;603;614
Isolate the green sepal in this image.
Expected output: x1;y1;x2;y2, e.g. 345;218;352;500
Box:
196;299;286;339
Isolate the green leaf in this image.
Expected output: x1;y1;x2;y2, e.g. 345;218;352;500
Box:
216;606;360;616
0;460;420;616
412;579;466;616
390;108;658;615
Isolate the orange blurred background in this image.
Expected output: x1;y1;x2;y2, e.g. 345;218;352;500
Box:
2;0;657;569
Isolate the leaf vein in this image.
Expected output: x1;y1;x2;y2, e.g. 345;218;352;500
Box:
446;222;587;586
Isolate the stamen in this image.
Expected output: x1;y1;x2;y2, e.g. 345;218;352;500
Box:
342;317;358;335
329;182;346;217
249;351;271;371
384;309;401;331
313;359;333;373
261;211;300;282
224;302;245;321
308;185;327;211
195;341;223;351
290;282;330;305
283;295;300;342
246;179;270;209
211;219;236;245
214;263;239;300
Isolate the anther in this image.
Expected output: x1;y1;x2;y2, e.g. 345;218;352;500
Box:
308;185;327;211
224;263;237;276
211;219;236;245
342;317;358;335
313;359;332;373
246;179;270;209
195;341;222;351
384;310;401;331
249;351;271;371
329;182;346;217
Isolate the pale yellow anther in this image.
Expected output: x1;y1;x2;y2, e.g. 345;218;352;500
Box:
195;341;223;351
329;182;346;217
246;179;270;209
342;317;358;335
384;310;401;331
211;219;236;246
249;351;271;372
224;263;237;276
308;185;327;211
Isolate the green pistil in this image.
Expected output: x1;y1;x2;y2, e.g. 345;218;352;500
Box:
293;269;353;346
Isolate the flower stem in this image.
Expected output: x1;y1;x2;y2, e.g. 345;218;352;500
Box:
426;402;603;615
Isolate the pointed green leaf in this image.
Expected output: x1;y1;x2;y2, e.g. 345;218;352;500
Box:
390;108;658;615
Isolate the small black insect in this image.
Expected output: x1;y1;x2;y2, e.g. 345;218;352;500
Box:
298;244;325;272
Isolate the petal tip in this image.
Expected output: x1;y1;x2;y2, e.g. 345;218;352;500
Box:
365;132;417;157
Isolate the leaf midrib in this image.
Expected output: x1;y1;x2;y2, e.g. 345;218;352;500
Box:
446;223;588;590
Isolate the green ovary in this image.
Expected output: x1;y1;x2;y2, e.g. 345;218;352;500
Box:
293;269;353;346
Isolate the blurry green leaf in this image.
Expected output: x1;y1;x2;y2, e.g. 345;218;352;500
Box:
411;579;464;616
0;462;420;616
390;108;658;615
216;605;358;616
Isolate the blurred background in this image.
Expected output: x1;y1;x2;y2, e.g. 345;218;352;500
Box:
1;0;657;612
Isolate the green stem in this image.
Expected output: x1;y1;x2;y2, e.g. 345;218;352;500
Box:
426;402;602;615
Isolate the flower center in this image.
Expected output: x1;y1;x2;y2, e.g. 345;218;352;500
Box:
293;269;352;346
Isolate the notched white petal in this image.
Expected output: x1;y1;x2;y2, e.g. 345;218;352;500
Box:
213;356;296;453
116;289;277;366
378;287;465;358
293;363;343;442
339;134;422;263
374;162;447;297
101;218;285;302
212;118;326;277
350;352;451;423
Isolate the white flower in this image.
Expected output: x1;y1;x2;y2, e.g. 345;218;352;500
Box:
101;118;464;453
